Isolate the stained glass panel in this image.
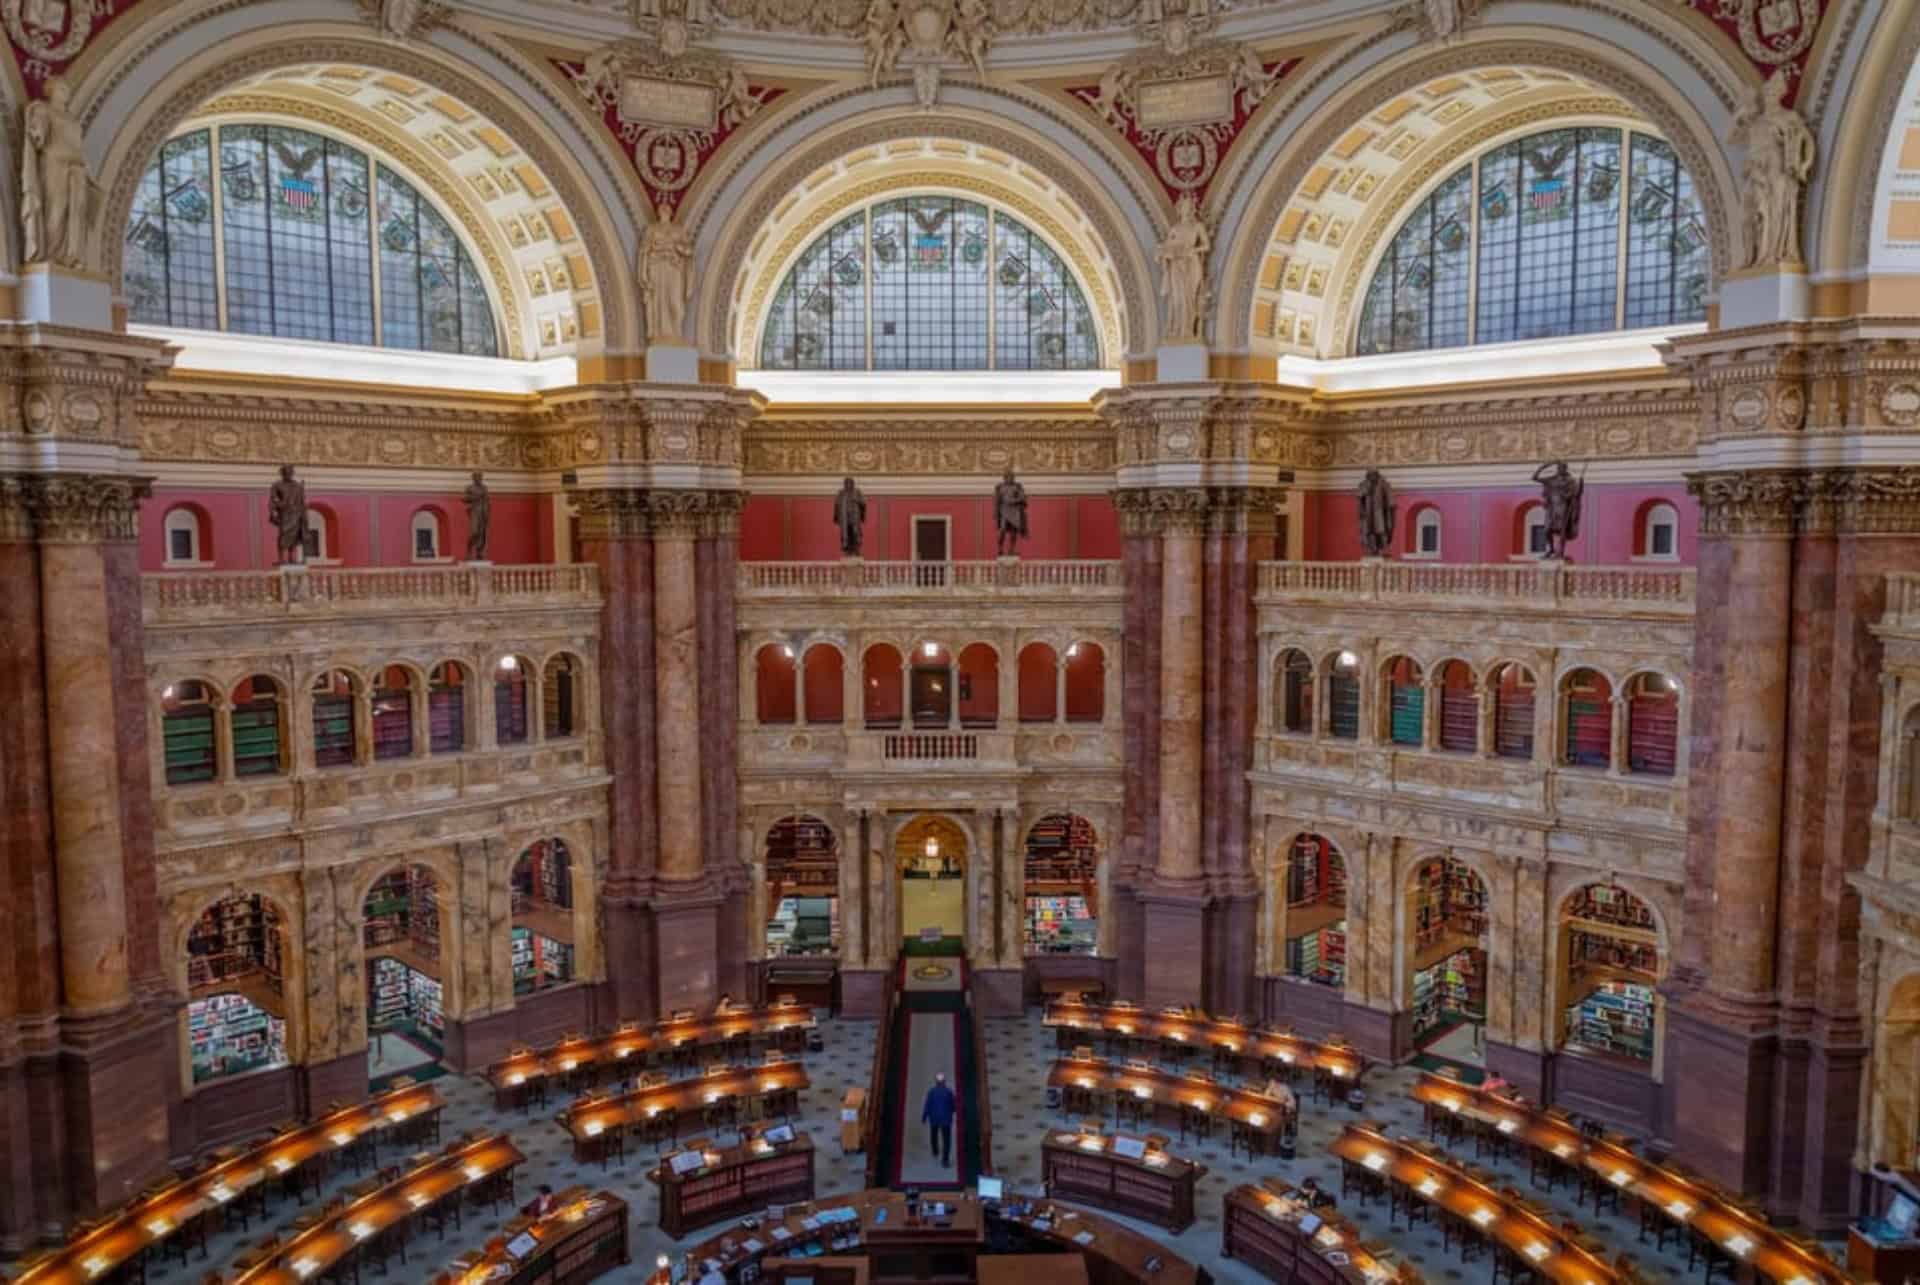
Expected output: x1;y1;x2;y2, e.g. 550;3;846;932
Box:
760;198;1098;371
126;123;499;357
1361;126;1706;354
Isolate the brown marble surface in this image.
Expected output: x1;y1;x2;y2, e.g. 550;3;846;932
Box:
1157;532;1203;882
653;533;704;879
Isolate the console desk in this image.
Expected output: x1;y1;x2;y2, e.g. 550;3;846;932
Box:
1042;1001;1365;1081
1040;1128;1201;1232
446;1188;629;1285
558;1062;811;1163
1224;1180;1422;1285
1047;1053;1290;1140
651;1134;817;1237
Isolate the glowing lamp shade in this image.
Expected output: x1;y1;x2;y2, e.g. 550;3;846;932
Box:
924;835;939;859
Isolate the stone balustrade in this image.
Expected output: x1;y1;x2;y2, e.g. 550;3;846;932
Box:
142;563;602;625
1257;560;1694;614
738;559;1123;598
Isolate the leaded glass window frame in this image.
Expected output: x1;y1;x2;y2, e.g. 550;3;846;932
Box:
126;123;501;359
1354;125;1709;356
757;195;1103;372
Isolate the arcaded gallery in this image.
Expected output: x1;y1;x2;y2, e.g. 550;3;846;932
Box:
7;0;1920;1280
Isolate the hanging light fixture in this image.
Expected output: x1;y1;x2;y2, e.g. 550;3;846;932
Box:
924;834;939;859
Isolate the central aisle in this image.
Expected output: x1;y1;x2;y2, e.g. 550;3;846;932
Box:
889;956;985;1186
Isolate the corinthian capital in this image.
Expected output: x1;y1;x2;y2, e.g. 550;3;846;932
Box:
571;486;651;540
4;472;152;543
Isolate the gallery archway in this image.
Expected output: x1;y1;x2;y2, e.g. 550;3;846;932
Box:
893;814;970;953
362;864;447;1089
1406;854;1490;1066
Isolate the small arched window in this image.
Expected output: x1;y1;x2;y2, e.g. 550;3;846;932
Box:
1521;504;1549;559
1409;508;1442;559
544;655;580;739
1277;649;1314;733
1563;668;1614;768
161;680;218;785
304;508;332;562
1640;502;1680;561
311;670;358;767
371;665;414;761
163;507;207;566
495;655;531;745
428;662;467;754
411;510;444;562
1328;652;1361;740
231;676;283;778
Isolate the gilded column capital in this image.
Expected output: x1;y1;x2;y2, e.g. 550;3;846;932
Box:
647;488;712;539
700;488;748;538
1152;486;1213;536
1686;470;1803;536
571;486;650;540
1809;467;1920;535
1204;485;1286;536
2;472;152;543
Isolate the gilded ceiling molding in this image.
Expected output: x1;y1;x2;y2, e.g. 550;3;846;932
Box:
733;168;1124;369
1323;95;1634;358
194;90;533;360
1216;32;1743;353
93;32;635;352
689;92;1164;358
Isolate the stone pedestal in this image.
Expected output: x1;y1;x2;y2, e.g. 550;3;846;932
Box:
1666;995;1777;1193
839;968;892;1019
58;1006;174;1217
654;888;724;1012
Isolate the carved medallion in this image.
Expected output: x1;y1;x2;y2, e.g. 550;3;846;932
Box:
1880;382;1920;428
1727;386;1770;430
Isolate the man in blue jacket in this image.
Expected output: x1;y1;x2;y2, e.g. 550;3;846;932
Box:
921;1071;957;1167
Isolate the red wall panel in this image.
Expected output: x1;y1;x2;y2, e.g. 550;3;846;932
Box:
1304;482;1698;566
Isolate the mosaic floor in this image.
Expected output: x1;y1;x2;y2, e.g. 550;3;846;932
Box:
159;1009;1841;1284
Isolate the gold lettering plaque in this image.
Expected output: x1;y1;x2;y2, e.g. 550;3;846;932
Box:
1135;75;1234;129
618;76;717;129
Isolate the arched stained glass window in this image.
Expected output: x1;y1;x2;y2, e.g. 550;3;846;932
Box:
1356;126;1707;355
758;196;1100;371
126;124;500;358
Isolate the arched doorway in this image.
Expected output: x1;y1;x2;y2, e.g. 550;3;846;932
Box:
1024;814;1098;955
185;892;291;1086
363;863;447;1088
765;815;840;958
1557;882;1662;1064
1406;855;1490;1066
895;814;968;953
511;839;575;994
1280;834;1348;987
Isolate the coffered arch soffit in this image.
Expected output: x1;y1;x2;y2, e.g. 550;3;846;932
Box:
1212;20;1750;353
82;13;640;355
1815;0;1920;277
689;92;1164;361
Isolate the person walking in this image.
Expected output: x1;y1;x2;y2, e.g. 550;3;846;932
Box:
922;1071;957;1167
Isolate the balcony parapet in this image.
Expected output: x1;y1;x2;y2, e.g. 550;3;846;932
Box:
738;559;1123;600
143;563;602;626
1256;561;1693;615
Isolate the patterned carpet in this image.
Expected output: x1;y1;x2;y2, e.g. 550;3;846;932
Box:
150;1009;1843;1284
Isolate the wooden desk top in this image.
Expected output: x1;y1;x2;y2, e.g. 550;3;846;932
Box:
1329;1123;1618;1285
1409;1073;1848;1285
14;1084;446;1285
1226;1181;1420;1285
487;1004;817;1089
1042;1001;1365;1080
560;1062;811;1141
994;1199;1204;1285
648;1132;816;1185
446;1187;625;1284
1040;1127;1203;1181
233;1133;525;1285
1047;1054;1291;1133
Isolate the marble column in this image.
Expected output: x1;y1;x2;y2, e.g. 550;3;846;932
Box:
1111;494;1161;1003
573;488;656;1020
649;492;719;1009
1140;491;1208;1009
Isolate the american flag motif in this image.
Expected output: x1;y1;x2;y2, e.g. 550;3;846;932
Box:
280;176;317;211
1529;178;1566;212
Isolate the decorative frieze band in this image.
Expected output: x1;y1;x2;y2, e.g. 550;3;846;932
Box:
1688;467;1920;536
0;472;152;543
572;487;749;540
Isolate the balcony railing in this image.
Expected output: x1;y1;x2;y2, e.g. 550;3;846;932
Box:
738;559;1122;598
1256;561;1694;613
143;563;602;625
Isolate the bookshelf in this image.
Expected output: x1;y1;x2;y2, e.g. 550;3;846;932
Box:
1024;813;1097;883
313;684;355;767
1564;981;1654;1061
1628;680;1679;775
1413;947;1484;1040
512;927;574;994
162;688;217;786
1284;919;1347;988
495;667;529;744
1025;894;1095;954
370;680;412;761
1328;673;1360;738
1439;681;1477;751
370;955;410;1028
1412;857;1486;953
1041;1134;1199;1233
1564;673;1612;767
231;683;281;777
1567;884;1654;929
188;991;287;1084
187;894;284;994
1388;676;1423;745
514;840;573;911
